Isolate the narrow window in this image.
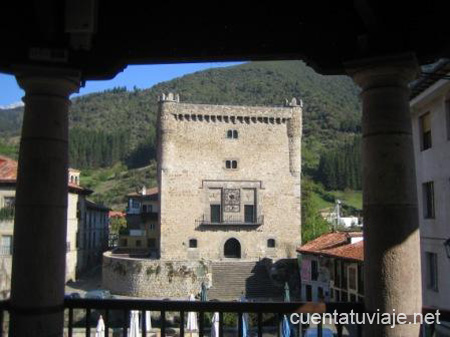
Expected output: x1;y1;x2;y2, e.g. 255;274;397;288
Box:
267;238;275;248
225;160;231;169
426;252;438;291
244;205;255;223
1;235;13;255
357;265;364;295
348;266;357;290
210;204;221;223
227;130;233;138
233;130;238;139
189;239;198;248
306;285;312;301
231;160;237;169
420;112;432;150
311;260;319;281
423;181;435;218
147;238;156;248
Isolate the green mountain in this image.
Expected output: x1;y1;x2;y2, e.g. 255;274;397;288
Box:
0;61;363;213
0;61;361;170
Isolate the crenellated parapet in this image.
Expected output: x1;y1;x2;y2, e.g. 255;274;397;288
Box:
157;94;303;125
158;92;180;103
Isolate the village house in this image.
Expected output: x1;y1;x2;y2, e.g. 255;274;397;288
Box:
0;156;109;299
116;186;159;256
297;232;364;303
410;60;450;336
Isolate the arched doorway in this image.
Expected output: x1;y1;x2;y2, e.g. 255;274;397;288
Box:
224;238;241;258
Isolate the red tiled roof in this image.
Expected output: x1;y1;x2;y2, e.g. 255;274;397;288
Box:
127;186;159;197
0;156;92;194
109;211;126;218
0;156;18;181
297;232;364;262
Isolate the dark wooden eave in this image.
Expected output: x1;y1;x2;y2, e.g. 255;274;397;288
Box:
1;0;450;79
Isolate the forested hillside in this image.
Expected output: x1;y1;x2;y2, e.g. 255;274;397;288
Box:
0;61;363;213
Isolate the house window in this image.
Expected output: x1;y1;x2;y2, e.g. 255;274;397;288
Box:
267;239;276;248
210;204;221;223
420;112;432;150
334;260;341;287
4;197;15;208
1;235;13;255
149;223;155;230
244;205;255;223
189;239;198;248
225;160;238;169
227;129;238;139
311;260;319;281
357;265;364;295
147;238;156;248
423;181;435;219
348;266;357;290
426;252;438;291
306;285;312;301
131;199;140;209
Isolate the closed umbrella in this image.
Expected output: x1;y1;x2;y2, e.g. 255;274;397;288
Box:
129;310;141;337
239;294;249;337
186;294;199;332
95;315;105;337
281;283;293;337
282;315;291;337
201;282;208;302
211;312;220;337
145;311;152;332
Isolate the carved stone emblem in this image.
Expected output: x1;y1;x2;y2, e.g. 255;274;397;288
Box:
224;189;240;212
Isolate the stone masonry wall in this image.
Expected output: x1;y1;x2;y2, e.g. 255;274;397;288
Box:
157;95;302;261
102;252;211;298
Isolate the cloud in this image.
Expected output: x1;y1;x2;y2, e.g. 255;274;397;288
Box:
0;101;24;110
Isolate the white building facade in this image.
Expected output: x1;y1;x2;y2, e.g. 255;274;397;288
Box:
410;63;450;321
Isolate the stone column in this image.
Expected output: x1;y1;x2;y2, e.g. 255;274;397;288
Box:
10;67;80;336
348;55;422;337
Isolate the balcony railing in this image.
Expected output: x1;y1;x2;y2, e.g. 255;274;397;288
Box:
196;214;264;227
0;245;12;256
0;207;14;221
0;298;368;337
1;299;448;337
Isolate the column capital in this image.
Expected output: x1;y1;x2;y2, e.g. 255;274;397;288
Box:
14;65;81;98
345;53;420;90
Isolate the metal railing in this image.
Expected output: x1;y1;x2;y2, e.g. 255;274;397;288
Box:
0;299;366;337
1;299;448;336
0;246;12;256
0;207;14;221
196;214;264;226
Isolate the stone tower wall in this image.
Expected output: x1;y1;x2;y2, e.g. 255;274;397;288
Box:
157;94;302;261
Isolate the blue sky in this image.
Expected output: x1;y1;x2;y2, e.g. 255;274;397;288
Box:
0;62;243;107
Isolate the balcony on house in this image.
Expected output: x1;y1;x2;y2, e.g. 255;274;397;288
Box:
196;213;264;227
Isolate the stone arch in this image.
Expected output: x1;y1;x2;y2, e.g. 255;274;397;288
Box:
224;238;241;258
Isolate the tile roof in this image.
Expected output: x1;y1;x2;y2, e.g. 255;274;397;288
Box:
109;211;126;218
297;232;364;262
0;156;18;181
127;186;159;197
0;155;92;194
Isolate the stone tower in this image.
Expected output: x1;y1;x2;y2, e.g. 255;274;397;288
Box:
157;93;302;261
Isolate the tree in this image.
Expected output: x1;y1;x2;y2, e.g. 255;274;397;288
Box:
301;179;330;243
